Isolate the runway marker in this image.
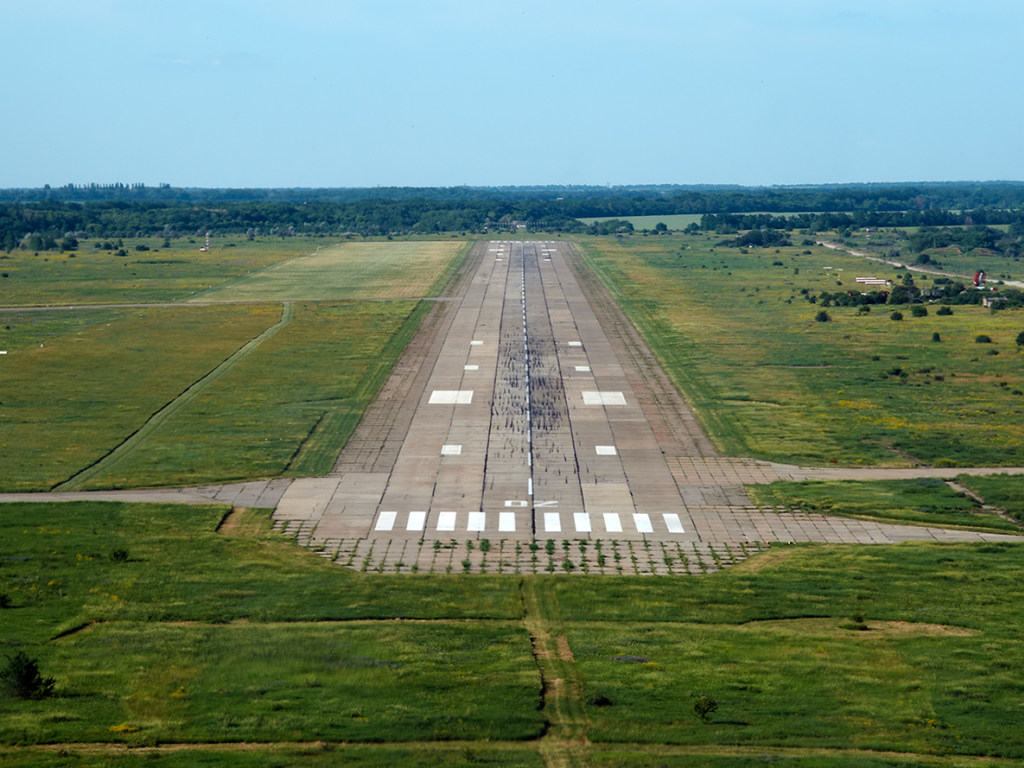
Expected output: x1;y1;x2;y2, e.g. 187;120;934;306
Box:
505;500;528;507
407;511;426;531
582;391;627;406
437;511;457;531
374;511;397;531
470;340;484;346
595;445;617;456
603;513;623;533
499;512;516;532
663;513;685;533
464;364;479;371
429;390;473;404
441;444;462;455
573;513;592;533
633;513;654;533
574;365;591;372
568;341;583;347
544;512;561;532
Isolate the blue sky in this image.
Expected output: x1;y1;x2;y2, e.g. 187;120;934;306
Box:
2;0;1022;188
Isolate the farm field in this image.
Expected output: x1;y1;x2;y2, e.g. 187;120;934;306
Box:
576;233;1024;467
2;501;1024;765
0;239;467;491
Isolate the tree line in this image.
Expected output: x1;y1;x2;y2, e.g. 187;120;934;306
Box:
2;182;1024;250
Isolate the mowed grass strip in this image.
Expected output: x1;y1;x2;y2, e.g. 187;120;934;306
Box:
0;305;280;491
746;477;1023;533
79;300;424;489
193;241;467;302
578;234;1024;467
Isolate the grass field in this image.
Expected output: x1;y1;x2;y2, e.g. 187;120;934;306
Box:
577;214;704;230
0;237;325;306
746;477;1022;533
577;233;1024;467
3;501;1024;764
0;239;468;491
194;241;465;302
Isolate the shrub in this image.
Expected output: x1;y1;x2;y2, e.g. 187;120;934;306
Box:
693;693;719;723
937;305;954;316
890;311;903;321
814;310;831;323
911;305;928;317
1016;330;1024;347
109;548;129;563
1;652;55;700
857;305;871;315
975;334;992;344
932;332;942;342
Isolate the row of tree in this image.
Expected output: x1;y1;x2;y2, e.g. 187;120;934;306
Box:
2;182;1024;249
7;181;1024;213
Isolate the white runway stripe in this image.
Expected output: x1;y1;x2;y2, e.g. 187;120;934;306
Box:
467;512;486;531
663;513;685;533
544;512;561;532
603;513;622;533
633;513;653;533
573;512;592;532
437;511;457;531
375;511;397;531
499;512;516;532
406;511;426;531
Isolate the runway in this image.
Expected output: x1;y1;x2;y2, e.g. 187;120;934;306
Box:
285;240;697;544
269;241;1021;572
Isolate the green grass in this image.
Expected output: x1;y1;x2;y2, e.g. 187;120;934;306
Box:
577;233;1024;467
9;621;540;744
78;300;425;488
4;503;1024;761
0;302;423;490
1;504;540;743
954;473;1024;524
746;478;1023;533
0;747;545;768
0;305;278;490
194;241;467;302
577;214;704;230
0;237;324;306
0;238;469;491
556;543;1024;757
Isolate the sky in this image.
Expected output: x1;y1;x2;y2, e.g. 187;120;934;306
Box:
2;0;1022;189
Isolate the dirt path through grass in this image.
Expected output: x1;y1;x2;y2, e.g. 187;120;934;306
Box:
53;302;295;491
521;576;591;768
